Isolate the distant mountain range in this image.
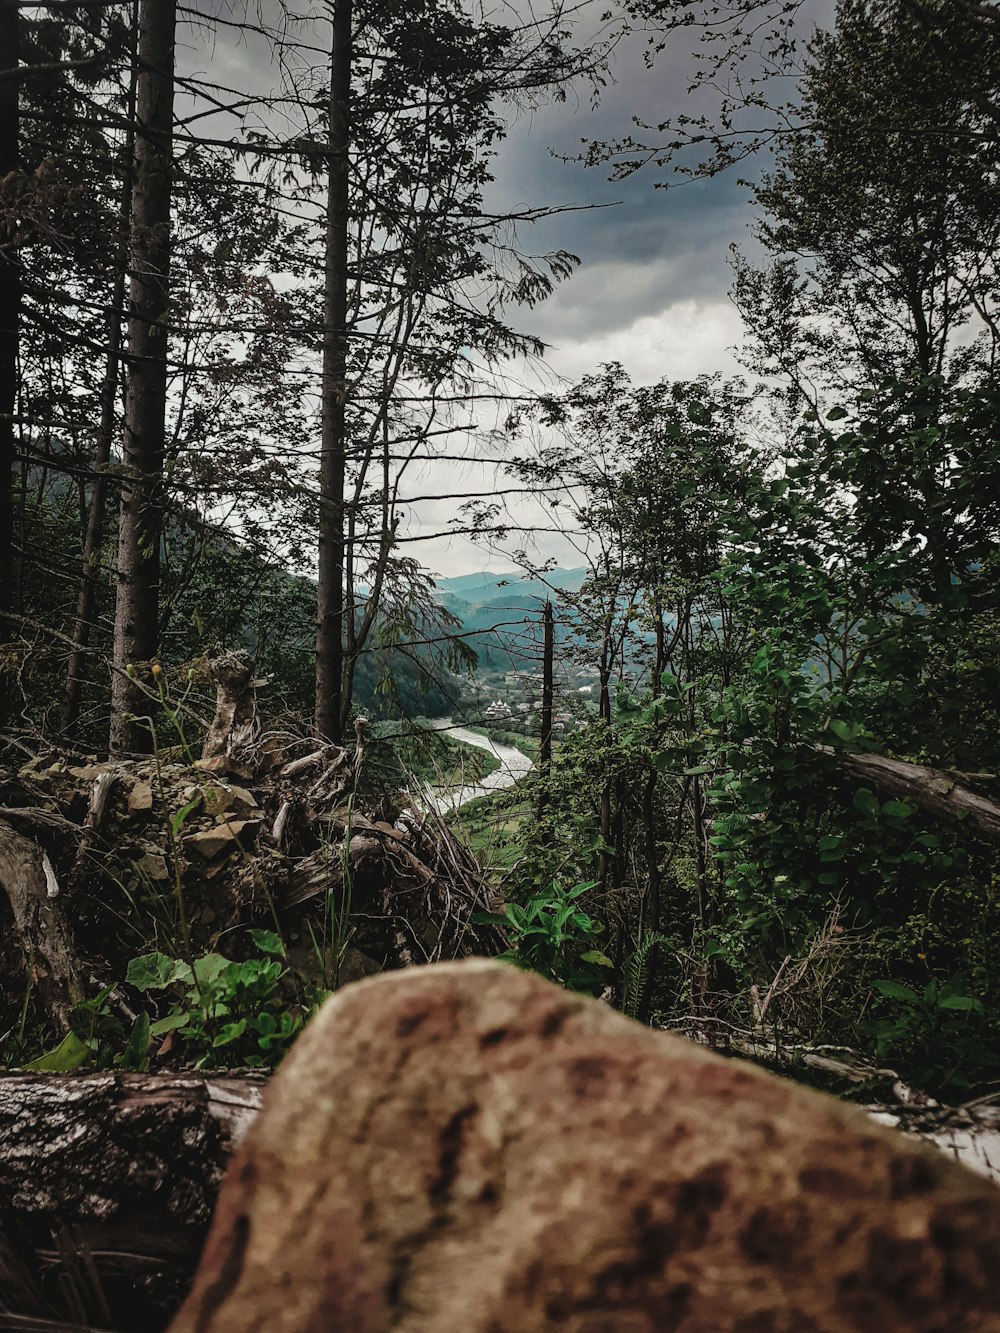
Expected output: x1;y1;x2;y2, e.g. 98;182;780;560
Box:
432;568;588;669
433;567;587;606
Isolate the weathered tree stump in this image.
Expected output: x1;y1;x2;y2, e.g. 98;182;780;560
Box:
0;819;83;1029
0;1072;265;1330
201;650;260;762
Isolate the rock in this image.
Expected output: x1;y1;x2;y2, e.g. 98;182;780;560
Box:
199;782;258;818
128;780;154;813
184;819;259;861
68;762;116;781
194;755;253;780
170;961;1000;1333
138;851;170;882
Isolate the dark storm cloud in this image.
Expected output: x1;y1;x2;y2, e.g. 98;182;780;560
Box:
485;20;761;343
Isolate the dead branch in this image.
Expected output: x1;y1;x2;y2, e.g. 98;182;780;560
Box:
819;745;1000;843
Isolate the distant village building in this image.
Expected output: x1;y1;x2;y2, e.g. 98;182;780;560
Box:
485;700;513;722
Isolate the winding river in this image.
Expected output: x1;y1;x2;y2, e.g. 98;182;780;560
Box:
427;718;534;813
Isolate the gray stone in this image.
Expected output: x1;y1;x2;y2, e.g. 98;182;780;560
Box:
127;781;154;813
184;819;259;861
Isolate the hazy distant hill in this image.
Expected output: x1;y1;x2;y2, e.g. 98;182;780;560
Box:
433;567;587;608
433;568;588;668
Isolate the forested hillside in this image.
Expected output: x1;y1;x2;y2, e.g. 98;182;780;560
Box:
4;0;1000;1319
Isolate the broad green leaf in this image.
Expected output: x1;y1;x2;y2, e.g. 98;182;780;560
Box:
873;979;918;1002
127;952;191;991
881;800;915;819
250;929;285;957
213;1020;248;1047
472;911;509;927
192;953;229;988
149;1012;192;1037
853;787;879;818
23;1031;90;1072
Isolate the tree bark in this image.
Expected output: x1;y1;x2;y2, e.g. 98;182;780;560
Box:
62;10;138;740
537;600;554;826
201;649;259;761
0;1072;264;1330
315;0;352;744
109;0;176;757
0;821;83;1031
820;745;1000;845
0;0;19;730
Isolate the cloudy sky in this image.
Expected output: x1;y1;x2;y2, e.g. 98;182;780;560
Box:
491;29;753;386
183;0;812;577
400;7;767;576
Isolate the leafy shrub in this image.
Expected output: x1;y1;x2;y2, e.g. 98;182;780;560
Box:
126;930;314;1068
477;880;613;995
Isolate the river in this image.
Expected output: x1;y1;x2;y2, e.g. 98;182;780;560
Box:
427;718;534;813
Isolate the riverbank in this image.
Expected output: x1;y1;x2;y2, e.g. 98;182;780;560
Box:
427;719;534;813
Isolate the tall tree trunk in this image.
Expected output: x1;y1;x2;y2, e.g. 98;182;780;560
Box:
0;0;19;731
315;0;352;743
109;0;175;757
537;599;554;825
62;13;138;739
597;629;613;891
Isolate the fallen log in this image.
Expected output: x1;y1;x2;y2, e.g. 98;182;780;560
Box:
819;744;1000;843
0;1071;265;1331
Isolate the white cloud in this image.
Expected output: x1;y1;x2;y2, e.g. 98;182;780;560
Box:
543;298;745;385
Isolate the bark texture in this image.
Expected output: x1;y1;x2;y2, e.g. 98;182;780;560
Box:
0;0;19;729
173;960;1000;1333
315;0;352;743
201;650;259;761
823;745;1000;844
0;1072;264;1330
109;0;176;756
61;38;137;740
0;820;82;1028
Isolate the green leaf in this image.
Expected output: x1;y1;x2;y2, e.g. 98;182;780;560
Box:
192;954;229;988
213;1020;248;1047
579;950;614;967
938;994;982;1013
873;979;918;1002
127;952;191;991
149;1012;192;1037
881;800;915;819
171;797;201;837
829;718;853;742
250;929;285;957
853;787;879;818
119;1012;150;1071
23;1031;90;1072
472;911;510;927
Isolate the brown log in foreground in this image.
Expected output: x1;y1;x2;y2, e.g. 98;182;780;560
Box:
820;745;1000;844
0;1072;265;1331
